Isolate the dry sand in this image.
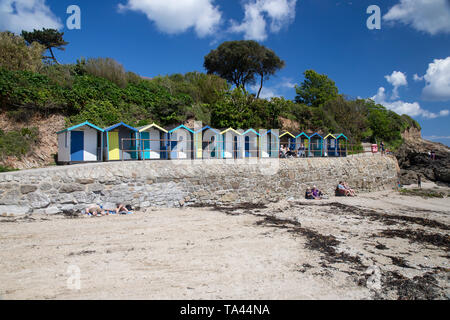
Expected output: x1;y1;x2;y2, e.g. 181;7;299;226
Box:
0;184;449;300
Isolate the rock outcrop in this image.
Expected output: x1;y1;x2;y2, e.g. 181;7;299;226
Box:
396;129;450;185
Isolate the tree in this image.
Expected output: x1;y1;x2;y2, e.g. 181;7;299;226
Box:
21;28;68;64
295;70;339;107
204;40;284;98
0;31;45;72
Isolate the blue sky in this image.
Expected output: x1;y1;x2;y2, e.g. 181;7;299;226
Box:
1;0;450;146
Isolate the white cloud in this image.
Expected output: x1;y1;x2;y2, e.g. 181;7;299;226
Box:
423;135;450;140
0;0;62;34
250;84;279;99
229;0;297;41
384;71;408;99
422;57;450;101
413;73;424;81
371;87;449;119
118;0;222;37
383;0;450;35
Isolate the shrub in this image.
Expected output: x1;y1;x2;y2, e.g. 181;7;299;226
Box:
0;31;45;72
82;57;128;88
0;127;39;160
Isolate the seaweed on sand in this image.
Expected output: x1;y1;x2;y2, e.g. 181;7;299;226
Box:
256;215;366;270
380;271;445;300
291;202;450;231
379;229;450;251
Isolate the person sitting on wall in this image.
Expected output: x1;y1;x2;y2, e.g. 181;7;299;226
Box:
298;144;305;158
280;145;287;158
311;186;323;200
286;147;296;158
85;204;106;216
336;182;349;197
305;188;315;200
343;182;356;196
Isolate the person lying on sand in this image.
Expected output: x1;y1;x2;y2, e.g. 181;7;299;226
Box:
116;203;129;215
85;205;106;216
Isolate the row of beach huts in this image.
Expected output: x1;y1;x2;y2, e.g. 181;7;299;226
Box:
57;121;349;164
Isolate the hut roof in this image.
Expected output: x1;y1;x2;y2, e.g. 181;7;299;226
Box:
296;132;310;139
309;133;324;139
220;128;242;135
138;123;168;133
324;134;337;139
242;129;260;136
279;131;296;139
194;126;221;134
168;124;194;134
57;121;104;134
337;133;349;140
104;122;138;132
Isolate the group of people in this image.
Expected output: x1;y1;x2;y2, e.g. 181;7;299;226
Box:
280;144;307;158
304;181;356;200
336;181;356;197
84;203;132;216
305;186;324;200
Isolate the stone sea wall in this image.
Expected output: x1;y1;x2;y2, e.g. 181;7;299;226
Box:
0;156;399;215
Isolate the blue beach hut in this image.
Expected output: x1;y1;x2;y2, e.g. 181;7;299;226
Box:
279;131;296;152
195;126;221;159
57;121;104;163
242;129;260;158
221;128;243;159
260;129;279;158
168;125;195;159
104;122;139;161
337;134;348;157
295;133;310;158
324;134;337;157
138;123;168;160
309;133;324;157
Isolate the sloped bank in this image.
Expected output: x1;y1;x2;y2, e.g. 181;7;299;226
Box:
0;157;399;215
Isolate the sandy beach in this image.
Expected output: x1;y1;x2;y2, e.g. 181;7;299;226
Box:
0;183;449;300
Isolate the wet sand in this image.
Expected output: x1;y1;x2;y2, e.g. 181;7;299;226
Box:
0;184;449;300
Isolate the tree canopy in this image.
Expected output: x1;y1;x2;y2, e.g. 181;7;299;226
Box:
295;70;339;107
21;28;68;64
204;40;285;98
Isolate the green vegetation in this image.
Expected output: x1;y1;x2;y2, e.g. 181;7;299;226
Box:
0;31;45;72
0;32;422;154
21;28;68;65
0;127;39;160
204;40;285;98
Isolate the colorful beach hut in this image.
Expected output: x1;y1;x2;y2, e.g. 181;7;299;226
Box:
194;126;221;159
221;128;243;159
104;122;139;161
309;133;323;157
168;125;194;159
242;129;260;158
296;132;310;158
138;123;168;160
57;121;104;163
260;130;279;158
324;134;337;157
279;131;296;152
337;134;348;157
